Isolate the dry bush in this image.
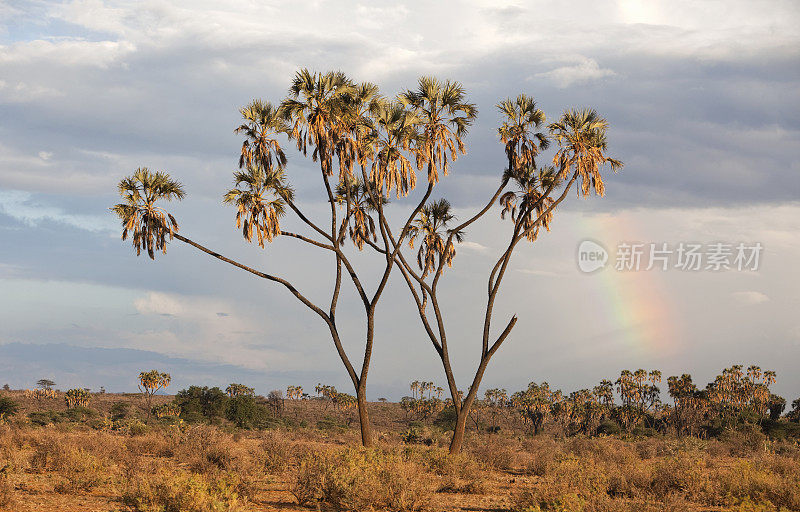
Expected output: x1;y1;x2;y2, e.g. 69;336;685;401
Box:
513;483;690;512
290;450;328;506
512;482;586;512
548;455;613;497
412;447;485;495
29;436;72;472
564;437;639;468
437;475;488;495
720;426;769;457
291;447;431;511
119;460;244;512
650;452;712;500
416;447;480;479
0;472;15;510
52;449;105;494
468;436;517;471
172;426;237;473
519;437;564;477
170;426;268;501
708;458;800;510
0;427;28;471
27;434;107;493
632;437;676;460
124;431;175;458
257;431;293;474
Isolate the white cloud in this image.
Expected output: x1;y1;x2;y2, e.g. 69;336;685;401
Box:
0;39;136;68
733;291;770;305
517;269;559;277
460;241;491;253
0;80;63;102
0;190;116;232
535;57;616;88
134;292;185;316
130;291;293;371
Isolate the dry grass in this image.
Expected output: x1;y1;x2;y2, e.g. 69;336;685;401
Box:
0;395;799;511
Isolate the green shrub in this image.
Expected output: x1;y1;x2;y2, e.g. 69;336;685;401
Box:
174;386;228;424
0;397;19;421
316;415;348;431
127;419;149;436
63;406;97;422
761;419;800;441
28;410;64;426
597;419;621;436
110;401;131;420
225;395;271;429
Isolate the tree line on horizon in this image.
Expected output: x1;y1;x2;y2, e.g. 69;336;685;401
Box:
3;364;798;443
400;365;800;440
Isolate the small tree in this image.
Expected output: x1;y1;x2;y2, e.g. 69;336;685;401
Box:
64;388;91;408
267;390;284;416
287;385;304;400
0;397;19;422
768;394;786;421
173;386;227;423
151;403;181;419
226;383;255;397
789;398;800;423
138;370;171;420
36;379;55;390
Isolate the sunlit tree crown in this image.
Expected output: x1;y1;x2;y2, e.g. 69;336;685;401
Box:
111;167;185;259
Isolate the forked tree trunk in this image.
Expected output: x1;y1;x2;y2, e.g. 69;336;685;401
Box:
449;409;469;453
449;391;479;454
356;384;374;448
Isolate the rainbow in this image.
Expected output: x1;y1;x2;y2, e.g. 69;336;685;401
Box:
573;211;681;358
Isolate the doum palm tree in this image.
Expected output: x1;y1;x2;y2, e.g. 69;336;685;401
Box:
223;164;293;247
111;168;185;259
388;97;622;453
112;70;623;454
407;198;463;277
400;76;477;186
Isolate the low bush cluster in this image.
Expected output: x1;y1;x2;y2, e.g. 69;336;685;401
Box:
511;435;800;512
291;447;431;511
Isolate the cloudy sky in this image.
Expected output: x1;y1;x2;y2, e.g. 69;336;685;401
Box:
1;0;798;400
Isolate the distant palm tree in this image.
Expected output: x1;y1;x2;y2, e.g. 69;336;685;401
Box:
399;76;477;185
549;108;623;197
111;167;185;259
235;99;288;171
408;198;464;277
223;164;293;247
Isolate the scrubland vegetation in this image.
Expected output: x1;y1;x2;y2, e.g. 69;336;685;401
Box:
1;366;799;512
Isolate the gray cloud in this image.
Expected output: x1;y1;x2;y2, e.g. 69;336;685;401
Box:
1;0;799;400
